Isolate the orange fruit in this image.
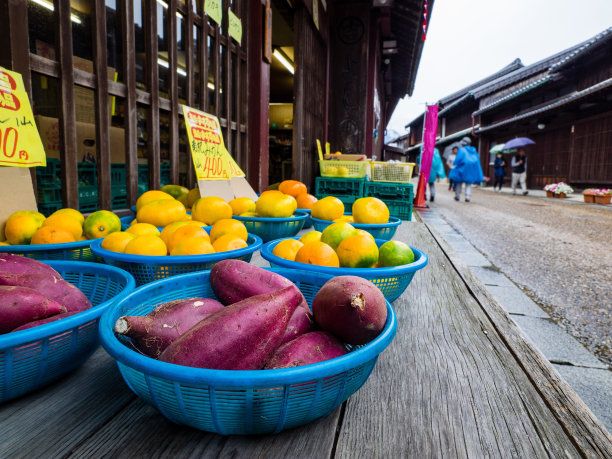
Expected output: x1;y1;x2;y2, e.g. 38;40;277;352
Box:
352;197;389;224
295;241;340;267
160;221;189;246
4;214;45;245
378;241;415;267
320;222;358;251
6;210;45;225
137;199;187;227
299;230;322;244
124;235;167;256
0;242;9;246
209;219;248;243
256;193;297;218
84;210;121;239
333;215;354;223
260;190;284;197
101;231;135;253
311;196;344;221
50;208;85;225
212;234;248;252
229;197;256;216
170;236;215;256
129;218;138;226
42;214;83;240
187;188;201;208
31;226;76;244
272;239;304;261
336;234;379;268
240;211;258;217
191;196;233;225
136;190;174;211
296;193;317;209
278;180;307;198
356;229;375;241
125;223;161;238
168;225;210;253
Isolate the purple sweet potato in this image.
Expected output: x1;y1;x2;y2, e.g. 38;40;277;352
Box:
11;311;81;332
279;304;316;346
114;297;224;357
0;254;60;277
159;286;302;370
0;273;92;312
312;275;387;345
264;331;348;369
209;259;307;309
0;286;66;334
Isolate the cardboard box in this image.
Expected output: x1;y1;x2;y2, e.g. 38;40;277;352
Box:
0;167;38;242
323;154;368;161
35;115;125;164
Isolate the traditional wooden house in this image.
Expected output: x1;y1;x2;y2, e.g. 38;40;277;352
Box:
0;0;431;213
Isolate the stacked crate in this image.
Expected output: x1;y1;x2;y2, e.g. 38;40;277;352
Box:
314;177;365;206
364;182;413;221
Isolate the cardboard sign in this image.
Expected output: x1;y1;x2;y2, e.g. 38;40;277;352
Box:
0;67;47;167
0;166;38;241
204;0;222;25
228;10;242;44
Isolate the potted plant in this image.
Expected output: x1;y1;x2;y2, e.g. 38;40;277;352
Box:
583;189;596;203
586;188;612;205
553;182;573;198
543;183;556;197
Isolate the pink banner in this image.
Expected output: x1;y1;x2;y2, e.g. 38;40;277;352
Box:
420;104;439;184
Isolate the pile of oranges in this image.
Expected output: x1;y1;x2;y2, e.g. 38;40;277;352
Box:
311;196;390;224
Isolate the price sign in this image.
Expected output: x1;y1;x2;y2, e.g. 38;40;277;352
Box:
204;0;222;25
0;67;46;167
228;10;242;44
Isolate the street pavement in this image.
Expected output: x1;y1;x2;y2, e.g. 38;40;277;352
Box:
415;183;612;432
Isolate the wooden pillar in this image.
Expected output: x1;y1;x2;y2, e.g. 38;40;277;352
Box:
145;0;161;190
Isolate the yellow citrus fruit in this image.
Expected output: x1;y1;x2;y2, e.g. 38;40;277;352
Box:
209;219;248;243
311;196;344;221
240;211;258;217
378;241;415;267
212;234;249;252
191;197;233;225
160;221;189;246
337;166;349;177
125;223;161;238
136;190;175;211
6;210;45;225
356;229;375;241
186;188;201;208
256;193;297;218
260;190;284;197
161;184;189;206
299;230;322;244
31;226;76;244
336;234;379;268
4;214;45;245
296;193;317;209
181;214;193;221
42;214;83;240
124;235;167;256
50;208;84;225
352;197;389;224
84;210;121;239
272;239;304;261
229;197;256;216
278;180;307;198
137;199;187;227
333;215;354;223
168;225;210;253
320;222;358;251
0;242;9;246
325;166;338;176
295;241;339;267
129;219;138;226
170;236;215;256
101;231;135;253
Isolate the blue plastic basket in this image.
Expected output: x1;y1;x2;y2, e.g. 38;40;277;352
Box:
0;239;102;262
130;205;137;214
99;268;396;435
0;260;135;403
90;234;263;286
261;238;427;302
120;215;137;230
310;214;402;241
299;208;313;229
232;211;308;242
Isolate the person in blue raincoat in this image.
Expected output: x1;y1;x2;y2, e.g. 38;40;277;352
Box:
417;147;446;202
448;137;484;202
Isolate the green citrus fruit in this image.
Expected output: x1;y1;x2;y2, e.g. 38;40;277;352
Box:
378;240;415;267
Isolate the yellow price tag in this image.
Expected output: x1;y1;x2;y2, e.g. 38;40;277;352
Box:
0;67;46;167
204;0;222;25
228;10;242;44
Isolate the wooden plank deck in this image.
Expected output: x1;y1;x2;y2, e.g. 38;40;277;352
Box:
0;221;610;458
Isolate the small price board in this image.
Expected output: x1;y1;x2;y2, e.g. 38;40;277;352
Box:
0;67;46;167
228;10;242;44
204;0;222;25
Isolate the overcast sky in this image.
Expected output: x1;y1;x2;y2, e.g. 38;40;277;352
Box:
387;0;612;136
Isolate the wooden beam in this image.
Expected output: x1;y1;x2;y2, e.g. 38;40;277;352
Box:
168;0;180;185
145;0;161;190
185;0;195;188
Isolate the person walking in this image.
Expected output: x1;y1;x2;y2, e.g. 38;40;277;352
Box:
493;153;506;191
511;148;528;195
448;137;484;202
417;147;446;202
447;146;458;191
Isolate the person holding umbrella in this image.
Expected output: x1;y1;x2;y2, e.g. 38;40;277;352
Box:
504;137;535;196
448;137;484;202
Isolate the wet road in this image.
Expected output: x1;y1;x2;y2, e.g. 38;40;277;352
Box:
429;187;612;366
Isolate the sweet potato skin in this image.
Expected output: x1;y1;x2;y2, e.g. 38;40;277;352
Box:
159;286;302;370
0;254;60;277
0;273;92;312
114;298;224;357
279;305;316;346
0;286;66;334
210;260;307;309
264;331;347;369
11;312;80;332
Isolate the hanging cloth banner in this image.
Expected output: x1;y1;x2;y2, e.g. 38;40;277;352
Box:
421;104;438;184
0;67;47;167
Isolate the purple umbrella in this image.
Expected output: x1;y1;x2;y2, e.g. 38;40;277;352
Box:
503;137;535;150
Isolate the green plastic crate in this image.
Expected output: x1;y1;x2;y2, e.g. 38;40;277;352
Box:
315;177;365;199
365;182;414;201
38;201;63;216
316;194;359;206
385;199;413;221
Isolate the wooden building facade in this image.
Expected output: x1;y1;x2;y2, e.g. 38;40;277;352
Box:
0;0;430;213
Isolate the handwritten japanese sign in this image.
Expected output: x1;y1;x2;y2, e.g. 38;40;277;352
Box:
182;105;245;180
205;0;222;26
0;67;46;167
228;10;242;44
